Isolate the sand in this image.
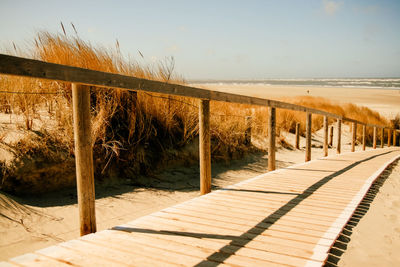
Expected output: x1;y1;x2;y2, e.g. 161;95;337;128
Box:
338;160;400;267
192;83;400;119
1;84;400;263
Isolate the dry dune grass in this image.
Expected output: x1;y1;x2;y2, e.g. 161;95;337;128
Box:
0;29;391;193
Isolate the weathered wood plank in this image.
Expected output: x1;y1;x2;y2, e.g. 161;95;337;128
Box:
268;107;276;171
337;119;342;154
362;125;366;151
72;83;96;235
8;253;71;267
323;116;328;157
295;122;300;149
199;99;211;195
4;147;400;267
351;122;357;152
1;54;392;131
306;112;312;161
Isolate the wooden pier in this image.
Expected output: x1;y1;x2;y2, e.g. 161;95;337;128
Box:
3;147;400;266
1;54;399;266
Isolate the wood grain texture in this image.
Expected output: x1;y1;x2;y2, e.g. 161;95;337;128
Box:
362;125;366;151
4;147;400;267
306;112;312;161
323;116;328;157
0;54;392;130
268;107;276;171
72;83;96;235
373;126;377;149
295;122;300;149
351;122;357;152
337;119;342;154
199;99;211;195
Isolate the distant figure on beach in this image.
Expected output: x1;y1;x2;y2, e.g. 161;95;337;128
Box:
307;90;309;94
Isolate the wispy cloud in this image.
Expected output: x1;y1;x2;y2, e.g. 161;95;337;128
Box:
322;0;342;16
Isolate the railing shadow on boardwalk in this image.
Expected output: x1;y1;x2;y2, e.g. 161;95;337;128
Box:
112;150;395;267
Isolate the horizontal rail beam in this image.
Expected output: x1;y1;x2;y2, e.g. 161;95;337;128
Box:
0;54;391;129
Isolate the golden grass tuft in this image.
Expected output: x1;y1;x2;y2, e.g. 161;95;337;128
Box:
0;29;392;193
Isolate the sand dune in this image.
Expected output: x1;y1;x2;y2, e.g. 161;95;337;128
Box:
192;83;400;119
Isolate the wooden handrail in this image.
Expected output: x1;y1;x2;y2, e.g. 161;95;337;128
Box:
1;53;398;236
0;54;392;129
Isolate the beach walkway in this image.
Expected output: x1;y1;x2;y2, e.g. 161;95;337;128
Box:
3;147;400;267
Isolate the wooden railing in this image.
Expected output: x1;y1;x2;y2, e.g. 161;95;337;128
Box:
0;54;399;235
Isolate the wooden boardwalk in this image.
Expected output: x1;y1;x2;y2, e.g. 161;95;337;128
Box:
3;147;400;267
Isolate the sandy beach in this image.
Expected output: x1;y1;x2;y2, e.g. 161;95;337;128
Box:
192;83;400;119
1;84;399;265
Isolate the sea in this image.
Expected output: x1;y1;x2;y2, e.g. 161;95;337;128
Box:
191;78;400;90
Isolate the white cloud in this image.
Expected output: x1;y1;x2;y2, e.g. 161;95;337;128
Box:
323;0;342;16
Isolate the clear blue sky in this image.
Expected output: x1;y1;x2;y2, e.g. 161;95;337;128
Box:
1;0;400;79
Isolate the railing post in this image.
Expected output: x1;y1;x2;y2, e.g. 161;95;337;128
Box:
329;126;334;147
71;83;96;236
388;129;391;147
381;128;384;148
337;119;341;154
351;122;357;152
323;116;328;157
295;122;300;149
362;125;366;151
268;107;276;171
373;126;377;149
199;99;211;195
305;112;312;162
393;130;396;146
244;116;252;146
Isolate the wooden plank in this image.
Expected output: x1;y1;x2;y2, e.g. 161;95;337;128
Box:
1;54;390;131
329;126;334;147
203;193;353;218
35;245;121;266
323;116;328;157
8;253;71;267
5;147;400;266
72;83;96;235
306;112;312;161
199;99;211;195
381;127;384;148
163;205;337;240
336;119;342;154
60;238;180;267
351;122;357;152
125;216;324;266
388;128;392;147
295;122;300;149
180;200;344;235
362;125;366;151
373;126;377;149
111;221;326;265
268;107;276;171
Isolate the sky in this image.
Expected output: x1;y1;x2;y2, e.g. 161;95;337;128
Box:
1;0;400;80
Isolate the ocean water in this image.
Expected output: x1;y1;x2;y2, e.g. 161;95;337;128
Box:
192;78;400;90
